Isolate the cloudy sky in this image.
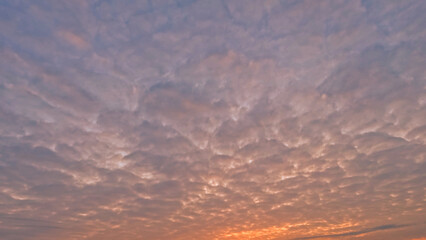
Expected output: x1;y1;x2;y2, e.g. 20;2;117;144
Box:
0;0;425;239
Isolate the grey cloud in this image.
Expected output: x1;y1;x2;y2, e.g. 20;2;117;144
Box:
291;224;410;240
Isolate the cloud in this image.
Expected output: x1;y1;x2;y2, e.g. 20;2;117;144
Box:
0;1;425;240
57;30;89;49
291;224;410;240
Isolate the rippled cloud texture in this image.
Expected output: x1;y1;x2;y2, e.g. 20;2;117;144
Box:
1;1;425;239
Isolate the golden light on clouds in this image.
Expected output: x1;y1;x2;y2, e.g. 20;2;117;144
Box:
219;221;360;240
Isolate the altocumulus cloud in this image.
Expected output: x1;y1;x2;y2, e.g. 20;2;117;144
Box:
0;0;425;240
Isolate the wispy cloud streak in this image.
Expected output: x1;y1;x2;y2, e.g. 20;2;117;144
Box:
292;224;411;240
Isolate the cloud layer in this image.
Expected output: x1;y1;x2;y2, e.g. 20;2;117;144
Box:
0;1;425;239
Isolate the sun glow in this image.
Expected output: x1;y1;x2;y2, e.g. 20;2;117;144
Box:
218;221;360;240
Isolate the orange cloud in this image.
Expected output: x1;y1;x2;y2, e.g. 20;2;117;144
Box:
218;221;360;240
57;30;89;49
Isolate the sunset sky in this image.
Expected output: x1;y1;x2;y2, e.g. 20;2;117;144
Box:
0;1;425;239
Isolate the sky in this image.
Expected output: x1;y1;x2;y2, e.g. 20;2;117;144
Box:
0;0;425;239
